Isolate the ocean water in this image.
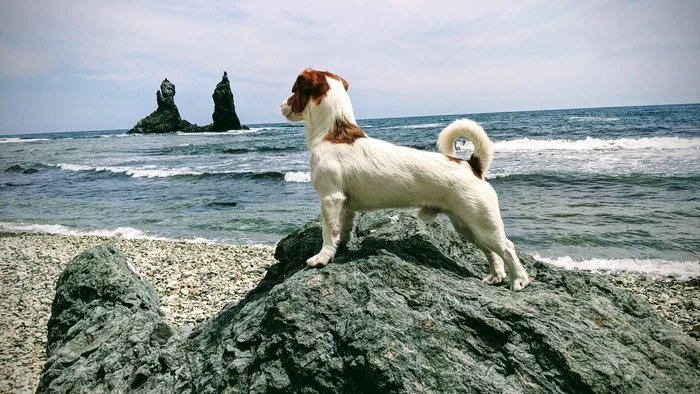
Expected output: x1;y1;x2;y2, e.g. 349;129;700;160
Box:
2;104;699;277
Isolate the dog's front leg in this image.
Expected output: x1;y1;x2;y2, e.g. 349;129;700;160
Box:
308;191;346;267
338;209;356;248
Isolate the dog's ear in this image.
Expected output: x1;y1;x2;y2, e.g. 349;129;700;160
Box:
289;69;331;113
298;69;328;93
288;69;347;113
339;76;349;91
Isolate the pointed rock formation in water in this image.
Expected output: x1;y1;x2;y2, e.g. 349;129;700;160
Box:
127;79;193;134
210;71;243;131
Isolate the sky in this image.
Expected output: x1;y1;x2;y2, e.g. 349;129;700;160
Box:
0;0;699;134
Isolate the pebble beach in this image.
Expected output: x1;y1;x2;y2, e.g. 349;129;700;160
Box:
0;233;276;394
1;232;698;394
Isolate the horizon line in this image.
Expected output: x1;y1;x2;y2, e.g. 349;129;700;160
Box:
2;102;699;136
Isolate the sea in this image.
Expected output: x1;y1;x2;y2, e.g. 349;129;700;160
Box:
2;104;699;278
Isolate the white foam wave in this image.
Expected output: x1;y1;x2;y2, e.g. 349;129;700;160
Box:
568;116;621;122
51;163;204;178
534;254;700;279
0;221;276;246
486;136;700;152
0;222;151;239
0;137;50;144
175;128;264;136
284;171;310;183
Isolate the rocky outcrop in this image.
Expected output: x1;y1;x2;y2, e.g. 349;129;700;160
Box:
181;72;248;132
127;79;193;134
211;71;242;131
128;73;247;134
37;211;700;393
5;164;38;173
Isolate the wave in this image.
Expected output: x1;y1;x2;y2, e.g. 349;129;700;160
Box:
151;144;301;156
50;163;311;182
0;221;152;239
0;137;51;144
533;254;700;279
284;171;311;183
387;123;442;130
175;127;268;136
221;146;299;154
50;163;205;178
0;221;239;245
568;116;621;122
481;136;700;152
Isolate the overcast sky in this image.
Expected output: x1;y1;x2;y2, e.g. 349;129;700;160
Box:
0;0;698;134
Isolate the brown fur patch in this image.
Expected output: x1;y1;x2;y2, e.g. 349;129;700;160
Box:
446;155;483;179
324;118;367;144
467;155;483;179
287;69;350;114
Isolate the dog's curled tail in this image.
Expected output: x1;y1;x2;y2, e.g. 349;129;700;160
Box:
436;118;493;178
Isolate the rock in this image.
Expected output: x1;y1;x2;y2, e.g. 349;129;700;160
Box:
4;164;38;174
36;244;188;393
127;78;193;134
180;72;248;133
211;71;243;131
37;211;700;393
5;164;25;172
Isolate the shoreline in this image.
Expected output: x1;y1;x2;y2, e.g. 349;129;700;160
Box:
1;232;698;393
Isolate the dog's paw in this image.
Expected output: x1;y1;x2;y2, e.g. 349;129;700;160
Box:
482;273;506;285
508;276;532;291
306;253;331;268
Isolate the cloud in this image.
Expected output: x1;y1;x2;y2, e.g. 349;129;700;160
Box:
0;0;699;133
0;41;53;77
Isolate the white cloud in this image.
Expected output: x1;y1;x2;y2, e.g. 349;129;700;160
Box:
0;0;699;132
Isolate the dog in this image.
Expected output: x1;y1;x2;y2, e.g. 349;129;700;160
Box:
280;68;531;290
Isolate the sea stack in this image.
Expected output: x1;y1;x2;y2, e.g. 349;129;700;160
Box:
210;71;243;131
127;79;192;134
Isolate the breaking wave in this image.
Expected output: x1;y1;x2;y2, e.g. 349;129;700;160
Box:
534;254;700;279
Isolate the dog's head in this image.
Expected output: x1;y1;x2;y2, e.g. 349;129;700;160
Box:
281;68;349;122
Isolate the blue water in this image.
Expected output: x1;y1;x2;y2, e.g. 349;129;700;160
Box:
2;104;699;274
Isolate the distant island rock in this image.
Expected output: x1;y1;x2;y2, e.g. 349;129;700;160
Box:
211;71;243;131
127;79;193;134
128;72;247;134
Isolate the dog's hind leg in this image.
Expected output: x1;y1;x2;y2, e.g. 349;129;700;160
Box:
471;223;531;291
447;214;507;285
308;191;346;267
482;250;507;285
338;208;356;248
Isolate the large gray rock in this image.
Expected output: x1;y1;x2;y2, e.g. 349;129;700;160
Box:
37;211;700;393
127;79;193;134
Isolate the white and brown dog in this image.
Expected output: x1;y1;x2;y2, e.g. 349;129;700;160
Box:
281;68;531;290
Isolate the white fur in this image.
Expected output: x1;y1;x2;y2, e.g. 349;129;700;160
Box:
281;73;531;290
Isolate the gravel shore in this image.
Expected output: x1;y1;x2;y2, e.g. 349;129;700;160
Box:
0;233;276;394
1;232;698;394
